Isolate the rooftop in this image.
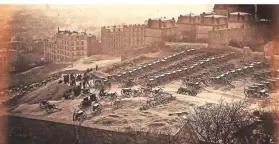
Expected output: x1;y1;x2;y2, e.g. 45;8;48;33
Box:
230;12;251;15
204;14;227;18
150;17;175;21
102;25;124;30
180;13;200;17
57;29;88;36
259;19;271;22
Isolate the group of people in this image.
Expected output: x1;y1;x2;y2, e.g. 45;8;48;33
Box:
61;65;100;99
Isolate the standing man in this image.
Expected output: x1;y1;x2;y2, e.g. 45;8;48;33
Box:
96;64;98;71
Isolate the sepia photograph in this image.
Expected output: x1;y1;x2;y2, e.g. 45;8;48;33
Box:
1;2;279;144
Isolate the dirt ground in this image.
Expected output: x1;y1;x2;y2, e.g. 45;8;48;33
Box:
11;79;256;134
9;63;69;87
63;55;121;71
8;48;279;134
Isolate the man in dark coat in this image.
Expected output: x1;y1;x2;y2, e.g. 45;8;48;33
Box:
96;65;98;71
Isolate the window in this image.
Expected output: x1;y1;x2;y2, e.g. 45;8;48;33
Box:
76;47;79;50
76;41;79;45
81;41;84;45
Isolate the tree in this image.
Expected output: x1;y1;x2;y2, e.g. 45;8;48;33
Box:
186;100;277;144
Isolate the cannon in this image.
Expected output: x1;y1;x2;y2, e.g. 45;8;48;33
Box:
39;100;60;113
177;87;197;96
78;94;98;109
184;81;202;90
73;109;87;121
121;88;132;98
91;102;102;114
244;86;269;98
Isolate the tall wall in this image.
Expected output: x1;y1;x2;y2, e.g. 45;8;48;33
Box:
196;25;213;40
208;28;244;49
87;35;101;56
145;28;162;45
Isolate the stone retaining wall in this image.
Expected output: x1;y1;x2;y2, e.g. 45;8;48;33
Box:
208;28;244;49
0;114;178;144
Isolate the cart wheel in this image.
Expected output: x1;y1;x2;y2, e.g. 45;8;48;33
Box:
46;107;54;113
73;113;77;121
39;102;46;109
80;113;87;121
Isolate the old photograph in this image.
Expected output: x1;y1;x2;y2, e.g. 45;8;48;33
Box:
0;3;279;144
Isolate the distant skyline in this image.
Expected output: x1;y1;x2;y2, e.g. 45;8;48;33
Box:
19;5;214;26
2;4;215;35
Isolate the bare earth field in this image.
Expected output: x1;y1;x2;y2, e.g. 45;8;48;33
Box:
7;48;279;134
13;78;276;134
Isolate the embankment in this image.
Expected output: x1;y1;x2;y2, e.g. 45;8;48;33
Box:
0;114;177;144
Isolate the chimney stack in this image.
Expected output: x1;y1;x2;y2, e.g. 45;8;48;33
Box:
237;13;240;21
159;19;162;28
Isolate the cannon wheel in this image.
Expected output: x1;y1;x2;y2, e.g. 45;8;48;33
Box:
73;111;87;121
190;91;197;96
121;89;128;97
45;105;55;113
39;102;47;109
205;79;212;86
139;104;149;111
94;79;103;88
90;103;102;114
244;90;251;98
244;89;249;97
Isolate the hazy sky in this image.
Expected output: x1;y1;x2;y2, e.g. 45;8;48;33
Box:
6;4;214;34
43;4;214;16
24;4;214;26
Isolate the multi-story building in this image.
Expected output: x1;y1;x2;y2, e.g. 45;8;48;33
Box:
44;29;100;62
228;12;252;29
176;13;200;41
31;39;45;54
101;24;146;55
176;13;228;42
0;48;18;72
196;14;228;41
8;41;21;50
214;4;238;16
44;38;56;62
145;17;176;46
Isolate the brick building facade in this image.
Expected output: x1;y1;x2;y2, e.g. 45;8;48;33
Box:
44;29;100;62
145;17;176;46
176;13;228;42
101;24;146;55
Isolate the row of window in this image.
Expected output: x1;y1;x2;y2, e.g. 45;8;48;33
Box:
107;40;145;45
57;40;85;46
47;51;86;56
46;52;86;61
56;34;86;40
107;41;145;49
56;45;85;51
